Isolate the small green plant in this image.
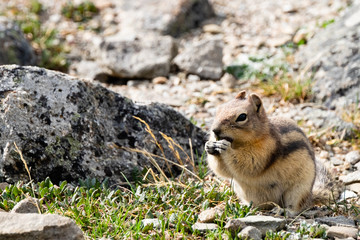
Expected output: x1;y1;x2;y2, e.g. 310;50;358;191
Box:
265;230;291;240
29;0;43;14
319;19;335;28
225;55;313;103
61;1;99;22
341;101;360;146
296;221;327;238
4;1;69;72
259;76;313;103
225;56;289;82
225;64;252;80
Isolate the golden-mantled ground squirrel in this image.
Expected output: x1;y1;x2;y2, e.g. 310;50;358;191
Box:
205;91;338;215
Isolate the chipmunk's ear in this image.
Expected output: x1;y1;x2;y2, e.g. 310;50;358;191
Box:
249;93;263;113
235;90;246;99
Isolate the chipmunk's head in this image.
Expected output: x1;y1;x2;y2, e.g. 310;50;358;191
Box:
210;90;269;145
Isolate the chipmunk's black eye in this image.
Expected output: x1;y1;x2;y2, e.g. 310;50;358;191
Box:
236;113;247;122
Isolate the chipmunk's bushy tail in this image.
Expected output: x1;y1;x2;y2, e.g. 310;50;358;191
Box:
312;158;343;205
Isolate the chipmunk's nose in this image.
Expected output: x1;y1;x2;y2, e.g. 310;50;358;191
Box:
212;128;221;138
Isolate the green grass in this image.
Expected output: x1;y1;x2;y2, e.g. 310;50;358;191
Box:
0;176;256;239
225;55;312;103
61;1;99;22
2;118;358;239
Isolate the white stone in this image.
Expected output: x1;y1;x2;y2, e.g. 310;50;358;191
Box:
187;74;201;82
339;190;358;201
340;171;360;184
319;151;330;159
192;222;218;233
345;151;360;165
345;9;360;27
203;24;222;34
141;219;162;229
348;183;360;193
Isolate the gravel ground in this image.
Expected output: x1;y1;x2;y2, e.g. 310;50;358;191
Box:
1;1;360;238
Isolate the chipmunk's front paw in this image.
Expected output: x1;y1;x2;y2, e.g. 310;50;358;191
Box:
205;140;231;155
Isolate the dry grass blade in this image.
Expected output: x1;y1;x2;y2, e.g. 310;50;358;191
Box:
142;168;160;183
189;138;195;172
159;132;184;165
14;142;32;181
160;131;196;170
13;142;41;214
142;149;170;183
133;116;173;177
120;146;203;182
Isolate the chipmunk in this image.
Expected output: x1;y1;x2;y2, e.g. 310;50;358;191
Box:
205;91;338;215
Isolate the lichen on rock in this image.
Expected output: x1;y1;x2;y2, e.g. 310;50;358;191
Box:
0;65;206;184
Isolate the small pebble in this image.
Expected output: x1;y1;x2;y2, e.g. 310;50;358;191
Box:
203;24;222;34
319;151;329;159
330;157;343;166
339;190;357;201
187;74;201;82
293;28;308;43
220;73;237;89
152;76;168;84
345;151;360;165
348;183;360;193
0;182;9;191
224;219;246;235
238;226;262;240
11;198;40;214
198;207;224;223
192;222;218;233
141;219;162;229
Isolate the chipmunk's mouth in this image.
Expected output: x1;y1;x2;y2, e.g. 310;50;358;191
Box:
218;136;233;143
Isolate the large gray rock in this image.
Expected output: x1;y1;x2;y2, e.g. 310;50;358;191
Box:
0;212;84;240
174;39;224;79
295;4;360;108
0;65;206;184
0;17;37;66
117;0;214;37
99;35;177;79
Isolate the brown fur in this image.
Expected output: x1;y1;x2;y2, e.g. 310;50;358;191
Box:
205;91;338;215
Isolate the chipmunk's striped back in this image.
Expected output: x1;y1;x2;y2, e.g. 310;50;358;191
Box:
205;91;340;215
